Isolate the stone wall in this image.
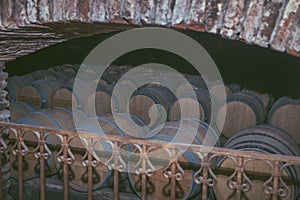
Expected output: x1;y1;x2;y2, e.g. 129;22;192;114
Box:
0;0;299;61
0;63;10;200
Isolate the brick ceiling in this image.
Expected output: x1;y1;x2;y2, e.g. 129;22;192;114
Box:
0;0;299;63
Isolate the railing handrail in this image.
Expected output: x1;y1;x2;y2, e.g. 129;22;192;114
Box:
2;121;300;165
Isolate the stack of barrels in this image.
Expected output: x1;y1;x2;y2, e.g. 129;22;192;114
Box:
7;64;300;199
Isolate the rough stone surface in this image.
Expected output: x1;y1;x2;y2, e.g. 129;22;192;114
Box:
220;0;247;39
122;0;142;24
65;0;78;21
287;11;300;57
78;0;90;22
38;0;51;22
0;0;299;62
140;0;156;24
0;109;10;121
254;0;284;47
205;0;227;34
110;0;127;24
240;0;266;43
52;0;64;21
155;0;174;26
89;0;109;22
270;0;300;52
171;0;190;28
186;0;207;32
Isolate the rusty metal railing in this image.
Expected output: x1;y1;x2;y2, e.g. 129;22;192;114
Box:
1;122;300;200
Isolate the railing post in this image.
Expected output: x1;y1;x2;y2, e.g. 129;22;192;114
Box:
201;156;209;200
17;130;24;200
39;132;45;200
63;134;69;200
235;156;243;200
141;145;147;200
272;161;280;200
112;141;120;200
170;149;177;200
87;151;93;200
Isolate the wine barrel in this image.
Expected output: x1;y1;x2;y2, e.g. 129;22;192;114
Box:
74;113;149;138
28;70;51;80
86;83;136;116
169;88;212;122
70;64;126;86
101;74;122;85
212;124;300;200
175;76;207;96
86;85;114;116
10;102;36;120
216;91;266;138
11;107;87;180
47;71;76;82
18;78;67;109
61;113;149;192
243;80;275;110
52;85;81;109
7;75;35;102
210;81;240;103
68;76;108;87
128;118;219;200
268;96;300;144
49;64;79;73
129;85;176;129
76;65;121;84
13;107;87;138
243;89;274;110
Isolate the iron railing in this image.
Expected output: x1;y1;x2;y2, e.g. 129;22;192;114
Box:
1;122;300;200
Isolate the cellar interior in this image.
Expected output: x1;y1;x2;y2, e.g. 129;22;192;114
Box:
1;0;300;198
3;26;300;200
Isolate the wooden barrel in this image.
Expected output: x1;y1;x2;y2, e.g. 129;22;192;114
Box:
13;107;87;135
86;85;114;116
169;88;212;122
74;113;149;138
68;76;108;87
18;78;67;109
101;74;122;85
212;124;300;200
86;83;136;116
243;89;275;110
216;91;266;138
210;81;240;103
129;118;219;199
11;107;86;180
49;64;79;73
47;71;76;82
61;113;149;192
76;65;121;84
268;96;300;144
175;76;207;96
10;102;36;120
7;75;35;102
52;85;81;109
129;85;177;129
70;64;124;86
29;70;55;80
243;80;275;110
13;107;87;154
